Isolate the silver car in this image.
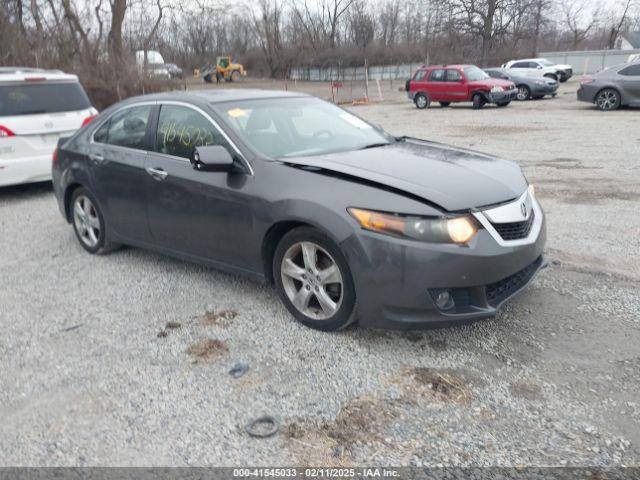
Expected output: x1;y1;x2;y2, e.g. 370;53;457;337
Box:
577;62;640;111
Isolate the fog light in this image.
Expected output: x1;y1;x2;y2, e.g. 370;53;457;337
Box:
436;290;453;310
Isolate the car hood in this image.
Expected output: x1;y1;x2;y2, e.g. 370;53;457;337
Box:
555;64;572;70
283;139;528;212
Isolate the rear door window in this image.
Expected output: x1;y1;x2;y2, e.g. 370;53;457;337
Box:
0;82;91;116
619;65;640;76
430;69;445;81
445;69;462;82
511;62;529;69
94;104;152;151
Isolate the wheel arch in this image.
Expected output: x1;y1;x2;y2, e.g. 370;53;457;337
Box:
262;220;311;284
471;89;489;100
63;182;85;222
594;85;622;104
261;206;355;284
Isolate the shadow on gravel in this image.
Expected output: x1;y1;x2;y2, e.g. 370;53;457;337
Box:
0;181;53;201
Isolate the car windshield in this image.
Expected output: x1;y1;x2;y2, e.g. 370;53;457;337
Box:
214;97;390;159
464;66;489;81
539;59;555;66
0;82;91;116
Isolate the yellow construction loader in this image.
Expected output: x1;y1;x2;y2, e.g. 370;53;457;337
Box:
203;56;246;83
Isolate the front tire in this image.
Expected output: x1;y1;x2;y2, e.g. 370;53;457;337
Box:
273;227;356;331
472;93;486;109
516;85;531;101
595;88;621;111
544;73;558;81
414;93;429;109
70;187;119;255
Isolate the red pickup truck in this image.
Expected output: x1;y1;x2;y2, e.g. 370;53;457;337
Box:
406;64;517;109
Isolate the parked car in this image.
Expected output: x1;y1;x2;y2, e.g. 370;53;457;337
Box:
0;68;97;187
52;90;546;331
406;64;517;109
627;53;640;63
165;63;183;79
484;68;558;100
577;61;640;111
502;58;573;82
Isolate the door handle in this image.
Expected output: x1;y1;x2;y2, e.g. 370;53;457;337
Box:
146;167;168;181
89;153;104;164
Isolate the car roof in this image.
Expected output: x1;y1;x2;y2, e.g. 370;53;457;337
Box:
420;64;473;69
0;68;79;83
122;89;310;105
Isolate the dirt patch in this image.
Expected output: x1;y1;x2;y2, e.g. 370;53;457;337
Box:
186;338;229;361
538;158;600;170
322;397;394;446
536;179;640;204
404;367;472;404
509;379;543;400
283;397;396;464
201;309;238;328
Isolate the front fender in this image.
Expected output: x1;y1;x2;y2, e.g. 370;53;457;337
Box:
266;199;356;244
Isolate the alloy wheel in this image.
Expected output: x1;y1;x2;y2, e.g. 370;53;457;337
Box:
516;86;529;101
73;195;100;248
416;95;427;108
280;241;343;320
596;90;618;110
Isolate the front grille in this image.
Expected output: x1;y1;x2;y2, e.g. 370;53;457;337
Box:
486;256;543;307
491;210;535;241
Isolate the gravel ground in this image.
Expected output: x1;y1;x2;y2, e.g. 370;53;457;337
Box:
0;78;639;467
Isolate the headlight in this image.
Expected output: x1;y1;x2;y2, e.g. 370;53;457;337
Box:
491;86;504;93
348;208;479;244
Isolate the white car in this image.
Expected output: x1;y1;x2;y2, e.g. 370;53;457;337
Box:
627;53;640;63
0;68;97;187
501;58;573;82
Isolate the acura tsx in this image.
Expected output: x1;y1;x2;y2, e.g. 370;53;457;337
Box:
52;89;546;331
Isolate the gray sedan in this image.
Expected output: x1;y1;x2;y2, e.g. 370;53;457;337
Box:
52;90;545;331
577;62;640;110
484;68;558;100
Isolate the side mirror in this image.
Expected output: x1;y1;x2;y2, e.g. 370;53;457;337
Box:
191;145;237;172
537;65;543;69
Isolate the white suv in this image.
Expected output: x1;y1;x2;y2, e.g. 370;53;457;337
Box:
0;68;97;187
501;58;573;82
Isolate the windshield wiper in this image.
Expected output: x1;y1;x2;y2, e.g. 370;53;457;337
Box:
359;142;391;150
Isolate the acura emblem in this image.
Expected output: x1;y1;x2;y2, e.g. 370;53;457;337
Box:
521;203;527;218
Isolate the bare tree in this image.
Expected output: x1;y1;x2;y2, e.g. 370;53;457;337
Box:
563;0;601;50
604;0;635;49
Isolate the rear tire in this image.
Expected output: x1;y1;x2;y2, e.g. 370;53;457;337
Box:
472;93;486;110
414;93;429;109
439;101;451;107
273;227;356;331
595;88;621;111
70;187;119;255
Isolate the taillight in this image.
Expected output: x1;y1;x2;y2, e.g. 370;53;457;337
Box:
52;147;58;163
581;77;594;85
0;126;15;138
81;115;97;128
